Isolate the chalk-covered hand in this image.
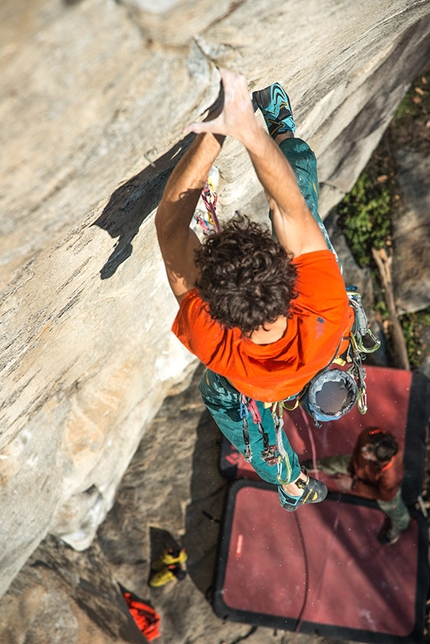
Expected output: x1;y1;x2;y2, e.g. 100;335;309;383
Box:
184;69;257;143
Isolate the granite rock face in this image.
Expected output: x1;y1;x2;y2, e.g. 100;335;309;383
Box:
392;148;430;314
1;0;430;602
0;535;147;644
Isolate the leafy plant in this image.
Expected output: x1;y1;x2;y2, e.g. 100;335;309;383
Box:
400;308;430;369
335;171;393;267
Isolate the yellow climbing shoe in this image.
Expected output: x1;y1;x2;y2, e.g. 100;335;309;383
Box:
151;548;188;572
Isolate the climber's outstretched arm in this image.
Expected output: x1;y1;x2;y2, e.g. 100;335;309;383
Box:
186;70;327;258
155;132;224;302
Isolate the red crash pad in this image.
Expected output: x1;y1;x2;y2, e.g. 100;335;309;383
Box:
214;367;429;641
213;481;428;643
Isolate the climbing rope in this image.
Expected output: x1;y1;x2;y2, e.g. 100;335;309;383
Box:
289;406;341;643
194;176;221;235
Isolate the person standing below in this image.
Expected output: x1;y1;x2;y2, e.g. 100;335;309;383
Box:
304;427;410;545
155;70;354;511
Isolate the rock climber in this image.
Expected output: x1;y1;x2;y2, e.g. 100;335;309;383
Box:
155;69;354;511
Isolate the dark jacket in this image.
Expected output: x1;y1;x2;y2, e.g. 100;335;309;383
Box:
348;428;404;502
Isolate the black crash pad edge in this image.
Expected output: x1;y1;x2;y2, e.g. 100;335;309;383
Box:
402;370;430;505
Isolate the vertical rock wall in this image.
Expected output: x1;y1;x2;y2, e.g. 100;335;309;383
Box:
1;0;430;599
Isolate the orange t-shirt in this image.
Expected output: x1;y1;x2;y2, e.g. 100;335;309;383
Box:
172;250;354;402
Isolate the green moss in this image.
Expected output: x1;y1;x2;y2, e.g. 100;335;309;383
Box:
334;169;393;268
393;76;430;129
400;308;430;369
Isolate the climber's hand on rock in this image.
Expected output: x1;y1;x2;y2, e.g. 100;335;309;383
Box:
185;69;257;143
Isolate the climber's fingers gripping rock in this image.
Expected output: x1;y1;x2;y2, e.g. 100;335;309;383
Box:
185;69;256;145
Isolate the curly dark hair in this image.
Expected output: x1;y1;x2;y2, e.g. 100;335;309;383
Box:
194;214;297;334
367;429;398;462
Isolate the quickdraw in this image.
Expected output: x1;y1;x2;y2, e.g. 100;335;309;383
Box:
345;288;380;415
240;395;277;466
239;397;252;462
348;355;368;414
271;401;293;485
194;176;221;235
347;289;381;355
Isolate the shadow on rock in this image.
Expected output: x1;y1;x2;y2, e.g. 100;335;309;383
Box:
149;527;182;565
182;405;228;600
93;133;195;279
